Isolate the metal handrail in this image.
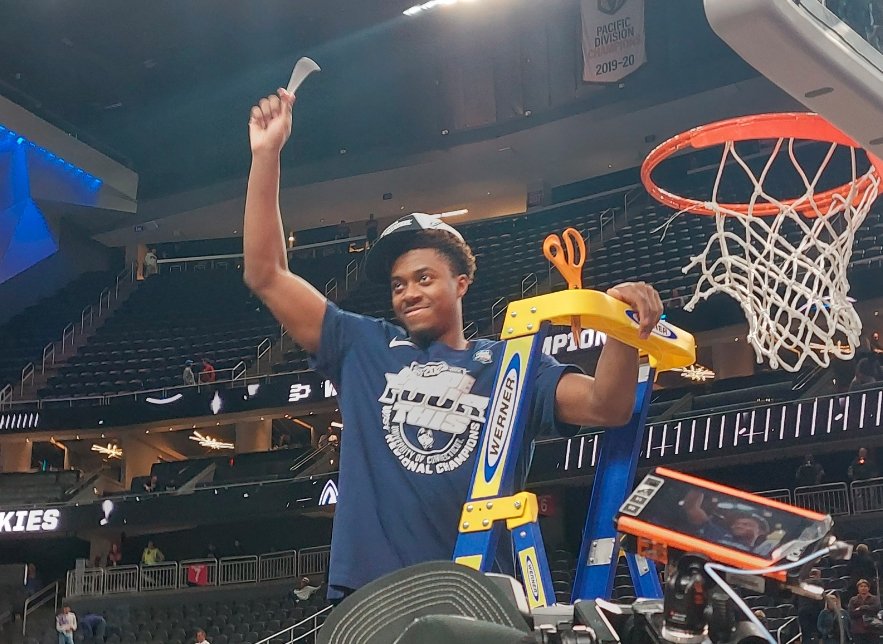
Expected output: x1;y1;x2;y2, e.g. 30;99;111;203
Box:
598;207;617;243
81;304;93;332
345;259;359;291
219;555;258;586
257;338;272;369
22;580;59;636
298;545;331;577
259;549;299;582
42;343;55;374
775;616;799;644
98;287;111;314
521;273;537;298
61;323;75;353
21;362;34;395
139;561;178;592
794;482;850;516
754;488;792;504
463;321;477;340
232;360;247;385
254;605;333;644
325;278;338;301
0;384;11;408
491;297;508;332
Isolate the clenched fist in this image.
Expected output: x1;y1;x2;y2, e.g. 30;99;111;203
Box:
248;88;295;156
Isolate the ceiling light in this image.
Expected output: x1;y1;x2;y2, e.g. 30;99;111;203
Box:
403;0;464;16
189;431;234;450
672;364;716;382
91;443;123;459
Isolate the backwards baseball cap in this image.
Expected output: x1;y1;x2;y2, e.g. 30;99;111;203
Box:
364;213;464;283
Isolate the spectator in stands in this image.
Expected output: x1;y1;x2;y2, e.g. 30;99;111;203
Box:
24;563;43;595
849;545;879;595
244;89;662;600
290;576;321;603
198;358;216;385
819;593;851;644
850;579;883;644
106;543;122;567
849;448;878;482
79;613;106;643
56;605;77;644
205;542;218;559
799;568;825;643
141;539;165;566
231;539;245;557
366;214;378;249
753;609;768;629
143;475;159;494
797;455;825;487
335;219;350;241
183;360;196;386
194;628;210;643
851;357;882;391
143;248;158;278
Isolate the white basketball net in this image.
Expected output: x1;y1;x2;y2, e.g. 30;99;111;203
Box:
682;138;879;372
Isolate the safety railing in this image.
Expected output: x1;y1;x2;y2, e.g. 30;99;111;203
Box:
232;360;247;386
66;568;104;598
325;278;338;301
794;482;850;516
257;338;272;370
463;321;477;341
775;616;800;644
259;550;299;582
851;477;883;514
81;304;93;333
0;384;11;408
10;261;138;402
104;565;139;595
298;546;331;577
42;342;55;375
61;323;75;354
139;562;179;592
521;272;538;298
345;259;359;291
67;549;304;598
491;296;508;334
179;558;219;588
219;556;258;586
20;362;34;395
255;605;333;644
98;287;111;314
22;580;59;636
754;489;792;504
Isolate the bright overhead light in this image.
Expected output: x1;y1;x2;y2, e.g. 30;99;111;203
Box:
91;443;123;459
403;0;473;17
189;431;234;450
672;364;715;382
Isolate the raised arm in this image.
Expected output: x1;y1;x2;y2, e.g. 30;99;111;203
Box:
243;88;327;354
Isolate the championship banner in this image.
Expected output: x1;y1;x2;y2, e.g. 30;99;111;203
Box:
581;0;646;83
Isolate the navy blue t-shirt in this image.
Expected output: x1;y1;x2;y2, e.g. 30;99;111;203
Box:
310;302;581;596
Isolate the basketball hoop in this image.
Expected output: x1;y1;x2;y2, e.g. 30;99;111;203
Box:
641;112;883;372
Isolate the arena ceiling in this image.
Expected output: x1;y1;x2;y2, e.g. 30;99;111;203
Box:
0;1;803;241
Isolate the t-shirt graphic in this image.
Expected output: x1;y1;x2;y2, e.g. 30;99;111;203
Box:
380;361;489;475
309;303;580;597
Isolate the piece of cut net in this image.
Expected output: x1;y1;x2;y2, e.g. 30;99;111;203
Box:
681;138;879;372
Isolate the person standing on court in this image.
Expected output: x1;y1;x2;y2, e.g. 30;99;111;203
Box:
242;87;664;599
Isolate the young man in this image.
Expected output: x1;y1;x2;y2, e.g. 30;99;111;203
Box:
243;89;663;598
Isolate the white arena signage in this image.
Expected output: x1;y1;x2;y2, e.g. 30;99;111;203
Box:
0;508;60;534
